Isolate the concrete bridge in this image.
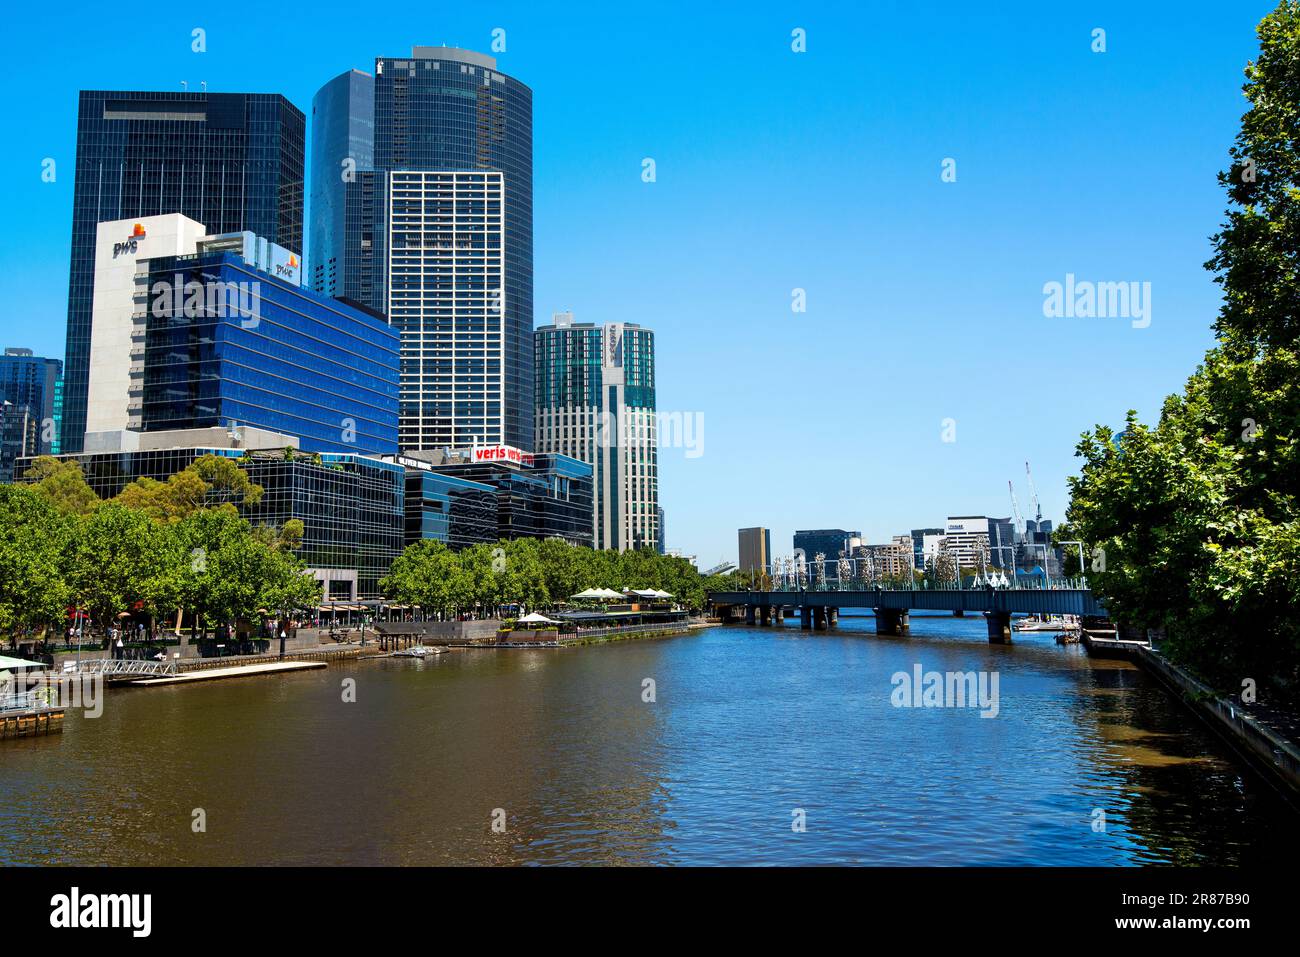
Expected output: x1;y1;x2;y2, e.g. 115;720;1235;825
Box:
708;583;1106;642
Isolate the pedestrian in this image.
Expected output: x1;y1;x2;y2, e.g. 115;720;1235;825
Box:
114;635;124;660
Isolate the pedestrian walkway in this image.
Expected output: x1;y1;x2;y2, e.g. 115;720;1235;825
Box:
130;661;326;686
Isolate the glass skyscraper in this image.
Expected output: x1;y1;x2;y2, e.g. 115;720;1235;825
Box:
311;47;534;451
535;314;659;550
309;70;374;298
0;348;62;481
63;90;305;454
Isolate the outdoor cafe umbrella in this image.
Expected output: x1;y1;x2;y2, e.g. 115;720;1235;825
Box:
517;612;559;625
570;588;604;600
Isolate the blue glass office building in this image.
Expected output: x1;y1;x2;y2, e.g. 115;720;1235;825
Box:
63;91;305;454
404;469;497;549
309;70;374;297
0;348;62;481
140;248;399;454
311;47;534;451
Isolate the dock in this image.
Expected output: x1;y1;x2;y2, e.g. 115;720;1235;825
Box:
130;660;326;686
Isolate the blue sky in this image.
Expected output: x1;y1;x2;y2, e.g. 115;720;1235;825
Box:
0;1;1276;566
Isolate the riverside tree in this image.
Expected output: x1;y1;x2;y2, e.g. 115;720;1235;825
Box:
1061;0;1300;701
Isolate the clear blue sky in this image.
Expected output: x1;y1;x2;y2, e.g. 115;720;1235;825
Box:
0;1;1276;566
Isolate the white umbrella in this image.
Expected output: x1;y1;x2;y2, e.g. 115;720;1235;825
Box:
517;612;559;624
570;588;604;600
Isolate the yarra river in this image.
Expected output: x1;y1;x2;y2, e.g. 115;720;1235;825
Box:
2;616;1297;865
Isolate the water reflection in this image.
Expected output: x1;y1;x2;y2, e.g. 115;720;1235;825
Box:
0;615;1295;865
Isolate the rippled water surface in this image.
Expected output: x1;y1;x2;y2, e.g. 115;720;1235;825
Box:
2;615;1296;865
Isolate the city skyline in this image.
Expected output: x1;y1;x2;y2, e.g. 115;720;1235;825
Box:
0;1;1278;563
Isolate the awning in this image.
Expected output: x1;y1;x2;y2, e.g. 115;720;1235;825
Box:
0;655;45;670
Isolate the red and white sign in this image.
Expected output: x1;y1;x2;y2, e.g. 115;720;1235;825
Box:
472;444;534;467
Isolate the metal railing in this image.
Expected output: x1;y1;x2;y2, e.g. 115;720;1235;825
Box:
0;690;47;713
745;557;1089;594
60;659;178;677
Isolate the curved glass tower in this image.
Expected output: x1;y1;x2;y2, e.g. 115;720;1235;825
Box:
312;47;533;452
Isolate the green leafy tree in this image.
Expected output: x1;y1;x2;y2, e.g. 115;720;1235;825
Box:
68;504;184;635
0;485;72;644
24;455;99;516
1064;0;1300;701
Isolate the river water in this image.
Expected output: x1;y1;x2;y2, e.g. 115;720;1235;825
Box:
2;615;1296;865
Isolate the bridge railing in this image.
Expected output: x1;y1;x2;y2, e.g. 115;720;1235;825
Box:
59;659;178;677
744;557;1089;593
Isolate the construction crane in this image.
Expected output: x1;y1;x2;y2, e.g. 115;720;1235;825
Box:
1025;461;1043;523
1008;480;1025;535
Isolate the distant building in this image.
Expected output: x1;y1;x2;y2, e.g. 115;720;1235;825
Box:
85;214;399;455
941;516;991;571
852;535;913;581
656;506;666;554
987;516;1016;570
794;528;860;582
909;527;943;570
0;348;62;481
738;527;771;574
535;314;658;550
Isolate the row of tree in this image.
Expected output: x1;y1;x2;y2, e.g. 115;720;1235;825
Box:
381;538;744;617
1059;1;1300;703
0;456;319;646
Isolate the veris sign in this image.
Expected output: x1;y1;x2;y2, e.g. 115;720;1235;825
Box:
112;223;147;258
472;444;534;467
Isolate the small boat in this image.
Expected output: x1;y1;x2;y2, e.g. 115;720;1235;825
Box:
391;645;446;658
1014;615;1081;633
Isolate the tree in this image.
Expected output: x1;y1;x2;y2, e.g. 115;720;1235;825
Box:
68;504;184;635
1064;0;1300;702
0;485;72;643
24;455;99;516
115;454;263;521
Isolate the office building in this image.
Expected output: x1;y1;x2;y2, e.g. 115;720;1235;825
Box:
987;516;1017;570
910;527;943;570
62;90;305;454
17;430;404;599
86;214;399;455
309;69;375;297
852;536;914;581
396;445;594;547
656;506;666;554
311;47;534;451
941;516;992;571
0;349;62;481
794;528;860;581
535;314;658;550
738;527;771;574
401;463;498;549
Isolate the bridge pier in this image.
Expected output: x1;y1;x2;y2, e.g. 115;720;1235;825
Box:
745;605;756;626
875;608;910;636
774;606;786;625
813;607;828;630
986;611;1012;643
953;610;965;618
800;606;812;630
827;608;839;629
759;605;772;626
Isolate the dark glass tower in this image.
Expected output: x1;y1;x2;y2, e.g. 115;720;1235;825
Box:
62;90;305;454
309;70;374;297
312;47;534;452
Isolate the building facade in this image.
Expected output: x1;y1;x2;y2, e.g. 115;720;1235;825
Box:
738;527;771;574
63;90;305;454
0;348;62;481
402;466;497;549
940;516;992;571
86;214;399;455
312;47;534;451
910;527;943;570
794;528;860;582
397;445;594;547
535;314;658;550
309;69;375;298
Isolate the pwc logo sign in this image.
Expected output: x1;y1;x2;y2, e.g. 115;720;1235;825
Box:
274;253;299;281
112;224;147;258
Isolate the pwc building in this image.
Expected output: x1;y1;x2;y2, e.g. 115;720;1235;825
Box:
311;47;534;452
62;90;305;454
85;213;398;456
